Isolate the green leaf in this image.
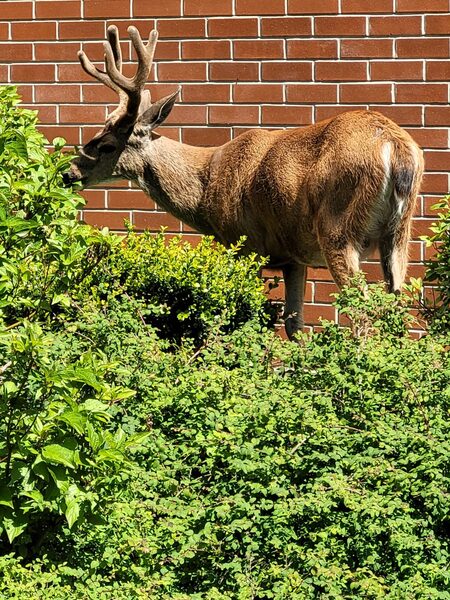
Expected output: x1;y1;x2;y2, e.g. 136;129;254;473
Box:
41;443;76;469
65;498;80;529
3;512;28;543
57;410;86;435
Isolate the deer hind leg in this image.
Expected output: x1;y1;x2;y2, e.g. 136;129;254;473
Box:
379;226;410;294
282;263;307;340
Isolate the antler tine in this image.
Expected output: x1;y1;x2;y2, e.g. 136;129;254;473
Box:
104;27;158;94
77;48;119;92
106;24;122;71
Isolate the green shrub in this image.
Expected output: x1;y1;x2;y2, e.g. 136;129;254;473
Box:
79;229;271;345
422;195;450;331
2;284;449;599
0;86;142;547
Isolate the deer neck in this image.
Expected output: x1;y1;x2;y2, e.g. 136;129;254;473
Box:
118;134;217;232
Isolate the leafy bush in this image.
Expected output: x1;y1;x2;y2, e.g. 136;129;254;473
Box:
0;86;141;546
80;229;271;345
423;195;450;331
1;284;449;599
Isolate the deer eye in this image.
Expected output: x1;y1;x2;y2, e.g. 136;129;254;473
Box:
99;143;116;154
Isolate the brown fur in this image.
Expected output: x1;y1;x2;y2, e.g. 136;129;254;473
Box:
65;27;424;339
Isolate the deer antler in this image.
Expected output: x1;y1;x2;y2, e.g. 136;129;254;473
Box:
77;25;158;124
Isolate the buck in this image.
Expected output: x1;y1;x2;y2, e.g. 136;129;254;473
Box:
64;25;424;339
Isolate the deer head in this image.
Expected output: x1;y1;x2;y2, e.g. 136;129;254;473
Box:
63;25;179;188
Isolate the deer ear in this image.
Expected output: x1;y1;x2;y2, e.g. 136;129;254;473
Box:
138;88;180;130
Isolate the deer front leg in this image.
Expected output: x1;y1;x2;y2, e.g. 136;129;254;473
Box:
282;263;307;340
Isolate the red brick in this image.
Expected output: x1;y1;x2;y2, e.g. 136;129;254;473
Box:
182;40;230;60
340;84;392;103
397;0;449;12
369;16;422;36
26;105;57;123
315;61;367;81
208;18;258;38
314;281;339;303
84;0;130;17
182;127;231;146
371;105;423;126
341;39;393;58
60;105;107;124
397;38;450;58
182;84;230;103
303;303;336;324
82;189;105;209
315;17;366;37
36;1;81;19
261;17;311;36
108;190;154;210
233;84;283;103
425;106;450;126
134;0;181;17
59;21;105;40
0;2;32;20
38;125;80;145
236;0;285;14
261;105;312;125
0;23;8;40
426;61;450;81
396;84;448;104
209;62;259;82
84;210;131;230
288;0;338;14
421;173;448;194
423;150;450;172
81;85;116;105
184;0;232;15
12;21;57;41
423;196;443;216
133;211;181;232
0;43;33;62
406;128;448;149
287;39;338;59
262;62;312;82
286;84;338;103
16;85;33;103
35;42;80;62
36;84;81;103
370;61;423;81
342;0;393;11
164;105;207;125
209;105;259;125
11;64;55;83
425;15;450;34
158;62;206;82
0;65;8;83
155;41;180;61
157;19;205;39
234;40;284;60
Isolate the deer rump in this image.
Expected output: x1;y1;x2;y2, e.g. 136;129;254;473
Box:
64;25;424;339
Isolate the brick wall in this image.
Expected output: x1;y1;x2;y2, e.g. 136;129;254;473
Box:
3;0;450;329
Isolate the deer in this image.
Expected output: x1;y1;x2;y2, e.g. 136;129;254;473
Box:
63;25;424;339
